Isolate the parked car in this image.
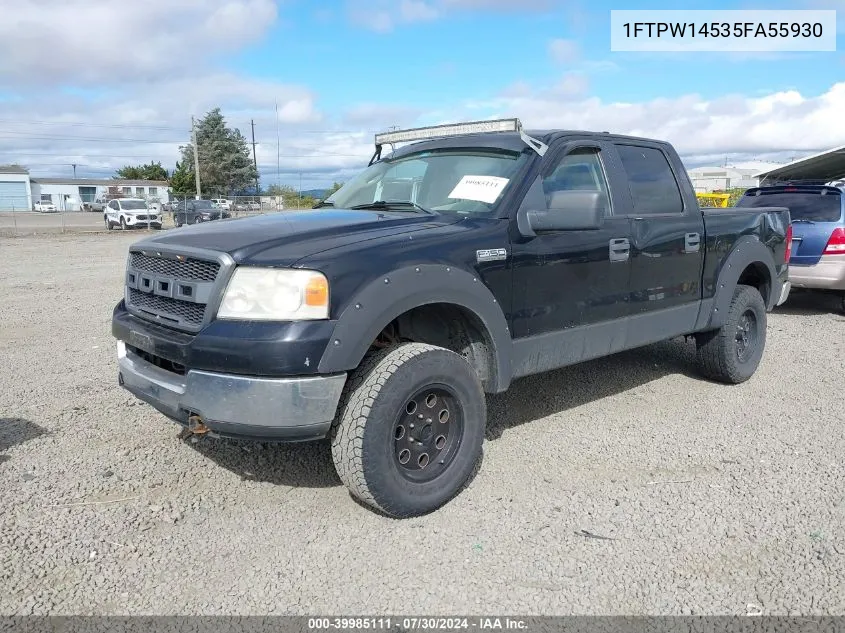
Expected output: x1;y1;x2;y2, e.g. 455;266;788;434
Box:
104;198;161;230
111;118;792;518
172;199;231;226
211;198;232;210
234;200;261;212
737;183;845;312
84;197;107;212
34;200;57;213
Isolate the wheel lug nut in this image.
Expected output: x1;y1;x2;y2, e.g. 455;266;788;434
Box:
409;423;415;429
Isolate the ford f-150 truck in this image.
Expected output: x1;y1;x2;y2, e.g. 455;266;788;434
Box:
111;118;792;518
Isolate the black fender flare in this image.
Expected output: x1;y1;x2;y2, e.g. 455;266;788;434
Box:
317;264;513;392
698;235;779;331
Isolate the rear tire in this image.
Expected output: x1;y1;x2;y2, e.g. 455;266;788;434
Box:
696;284;767;384
330;342;486;518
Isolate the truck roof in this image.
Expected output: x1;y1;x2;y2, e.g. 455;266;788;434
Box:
384;129;673;160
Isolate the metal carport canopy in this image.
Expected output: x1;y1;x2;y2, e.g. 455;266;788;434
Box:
755;144;845;184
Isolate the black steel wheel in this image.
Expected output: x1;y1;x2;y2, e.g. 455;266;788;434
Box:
734;309;758;363
331;342;486;518
696;284;767;384
392;384;464;483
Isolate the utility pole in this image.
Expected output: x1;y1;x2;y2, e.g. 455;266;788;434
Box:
250;119;259;193
72;164;77;179
191;116;202;199
274;101;281;191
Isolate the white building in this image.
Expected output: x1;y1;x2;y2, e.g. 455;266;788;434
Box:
30;178;171;211
686;162;776;192
0;165;34;211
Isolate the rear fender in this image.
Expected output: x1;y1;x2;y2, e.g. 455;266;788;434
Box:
697;235;779;330
317;264;513;392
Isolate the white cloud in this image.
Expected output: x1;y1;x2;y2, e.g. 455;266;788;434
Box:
553;72;589;97
548;39;580;65
0;72;360;186
0;0;278;85
467;81;845;158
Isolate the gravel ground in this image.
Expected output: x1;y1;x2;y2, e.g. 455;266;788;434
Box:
1;232;844;616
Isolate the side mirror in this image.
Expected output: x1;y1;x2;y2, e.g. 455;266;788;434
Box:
517;190;606;237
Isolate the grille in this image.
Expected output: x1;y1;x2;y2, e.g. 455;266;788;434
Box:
128;289;205;327
129;252;220;282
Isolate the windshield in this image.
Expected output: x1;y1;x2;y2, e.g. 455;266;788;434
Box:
324;148;529;215
121;200;148;210
194;200;215;210
737;190;843;222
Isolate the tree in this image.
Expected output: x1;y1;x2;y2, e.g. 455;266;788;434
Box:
169;160;195;197
115;161;168;181
325;181;344;197
179;108;258;197
265;184;317;209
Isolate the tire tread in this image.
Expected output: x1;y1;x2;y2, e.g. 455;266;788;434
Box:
696;284;766;384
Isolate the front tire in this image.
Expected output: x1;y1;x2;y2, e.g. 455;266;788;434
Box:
696;284;767;384
330;342;486;518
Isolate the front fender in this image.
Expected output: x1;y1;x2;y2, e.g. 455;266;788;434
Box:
317;264;513;392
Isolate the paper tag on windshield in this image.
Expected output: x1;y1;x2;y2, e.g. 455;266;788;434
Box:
448;175;509;204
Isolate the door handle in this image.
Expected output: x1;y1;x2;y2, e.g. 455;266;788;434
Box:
684;232;701;253
609;237;630;262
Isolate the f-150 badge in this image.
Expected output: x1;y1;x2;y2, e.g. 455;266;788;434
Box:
476;248;508;263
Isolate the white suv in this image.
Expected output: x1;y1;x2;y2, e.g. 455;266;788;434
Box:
211;198;231;210
104;198;162;230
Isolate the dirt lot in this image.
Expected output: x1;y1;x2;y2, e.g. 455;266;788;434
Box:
1;232;844;616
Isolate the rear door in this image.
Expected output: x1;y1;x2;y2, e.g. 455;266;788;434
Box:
612;142;705;331
736;186;844;265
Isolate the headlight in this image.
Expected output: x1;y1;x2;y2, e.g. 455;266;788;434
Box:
217;267;329;321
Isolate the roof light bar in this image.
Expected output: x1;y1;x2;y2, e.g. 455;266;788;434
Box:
369;118;548;165
375;118;521;145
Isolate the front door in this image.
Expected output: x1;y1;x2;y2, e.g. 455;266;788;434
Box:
510;141;633;344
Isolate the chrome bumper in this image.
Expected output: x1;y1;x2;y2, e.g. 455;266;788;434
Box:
116;341;346;441
789;255;845;291
777;280;791;306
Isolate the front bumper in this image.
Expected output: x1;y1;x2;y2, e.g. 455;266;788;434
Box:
125;216;162;227
789;255;845;291
117;341;346;442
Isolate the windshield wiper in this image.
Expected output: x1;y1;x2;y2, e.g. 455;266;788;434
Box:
792;219;815;224
313;201;334;208
349;200;433;214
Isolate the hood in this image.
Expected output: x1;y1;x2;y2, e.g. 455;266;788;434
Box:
133;208;459;266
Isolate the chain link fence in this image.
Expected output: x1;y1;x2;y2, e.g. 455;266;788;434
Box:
0;195;315;237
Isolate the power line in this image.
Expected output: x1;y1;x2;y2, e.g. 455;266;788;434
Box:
0;118;381;135
0;118;188;131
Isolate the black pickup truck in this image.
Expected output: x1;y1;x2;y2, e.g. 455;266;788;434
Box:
111;119;792;518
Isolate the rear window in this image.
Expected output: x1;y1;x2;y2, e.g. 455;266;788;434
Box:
737;190;842;222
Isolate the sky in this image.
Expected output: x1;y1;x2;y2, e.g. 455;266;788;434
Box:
0;0;844;189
